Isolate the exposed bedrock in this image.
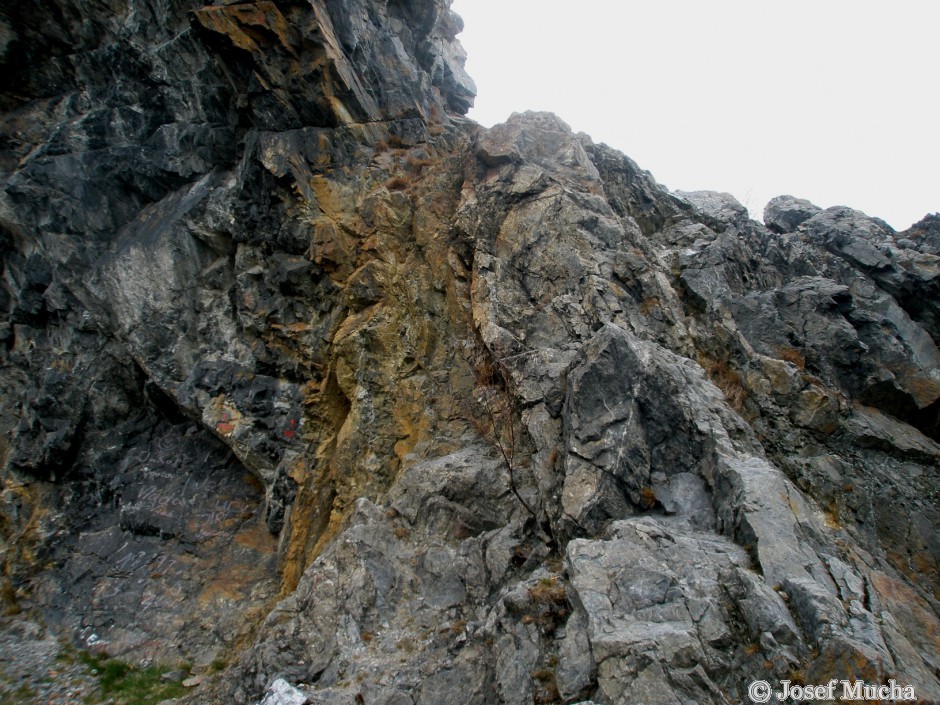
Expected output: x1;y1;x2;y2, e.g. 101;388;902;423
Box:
1;1;938;703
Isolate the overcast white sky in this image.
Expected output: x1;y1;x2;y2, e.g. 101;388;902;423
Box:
450;0;939;230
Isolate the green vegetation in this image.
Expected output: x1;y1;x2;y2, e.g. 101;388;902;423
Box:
78;650;188;705
0;682;37;705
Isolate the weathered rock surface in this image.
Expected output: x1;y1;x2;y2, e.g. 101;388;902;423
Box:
1;1;938;704
763;195;822;234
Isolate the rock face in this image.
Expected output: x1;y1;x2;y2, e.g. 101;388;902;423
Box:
1;2;938;704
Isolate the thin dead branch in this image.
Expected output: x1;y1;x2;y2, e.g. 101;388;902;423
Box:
464;343;538;521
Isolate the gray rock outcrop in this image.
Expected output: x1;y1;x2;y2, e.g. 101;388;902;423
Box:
1;2;938;704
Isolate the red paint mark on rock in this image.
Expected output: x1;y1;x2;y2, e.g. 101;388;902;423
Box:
217;411;235;435
282;418;297;439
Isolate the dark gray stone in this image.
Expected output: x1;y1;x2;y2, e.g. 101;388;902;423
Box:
763;195;822;233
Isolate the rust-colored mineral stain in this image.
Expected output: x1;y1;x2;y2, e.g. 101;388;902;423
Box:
193;2;299;55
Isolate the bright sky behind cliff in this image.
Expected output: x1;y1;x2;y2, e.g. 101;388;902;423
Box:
450;0;939;230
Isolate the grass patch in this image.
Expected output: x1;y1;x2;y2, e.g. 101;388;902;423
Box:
775;344;806;370
523;578;569;634
636;486;658;510
529;577;566;606
384;176;410;191
699;354;749;413
639;296;661;316
0;683;36;705
405;156;434;173
530;667;561;704
79;651;188;705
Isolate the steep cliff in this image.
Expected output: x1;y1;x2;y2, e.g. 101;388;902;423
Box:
1;1;938;704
